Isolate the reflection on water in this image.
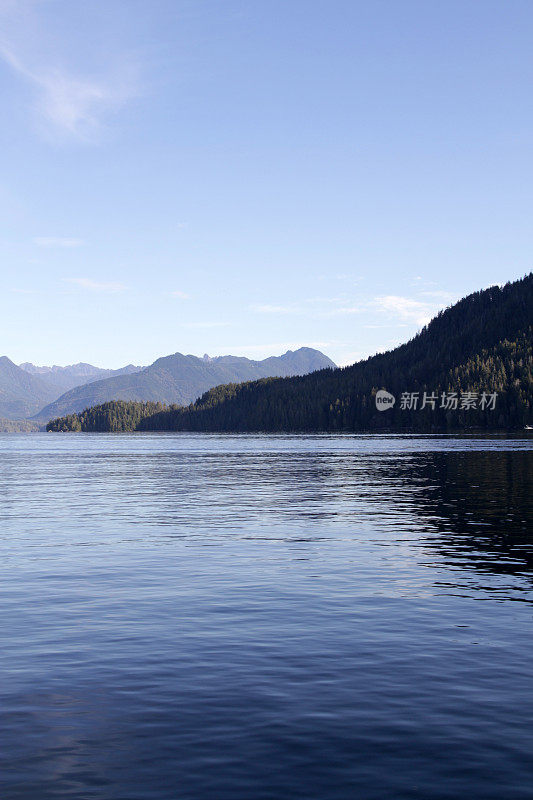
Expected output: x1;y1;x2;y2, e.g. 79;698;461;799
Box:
411;450;533;576
0;433;532;800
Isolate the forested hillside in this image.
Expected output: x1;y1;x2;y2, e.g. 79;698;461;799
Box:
47;275;533;433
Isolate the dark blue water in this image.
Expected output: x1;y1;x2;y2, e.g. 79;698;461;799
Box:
1;433;532;799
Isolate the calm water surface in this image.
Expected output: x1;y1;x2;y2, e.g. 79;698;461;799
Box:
1;433;532;799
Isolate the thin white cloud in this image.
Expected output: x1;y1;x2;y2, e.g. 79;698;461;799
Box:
251;298;364;318
410;276;438;288
170;290;190;299
373;295;434;326
418;290;455;301
252;293;445;325
0;6;139;142
322;305;363;317
64;277;126;293
35;236;85;248
337;351;367;367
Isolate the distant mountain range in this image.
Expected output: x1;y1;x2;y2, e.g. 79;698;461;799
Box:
0;358;143;420
0;357;59;419
35;348;336;420
47;274;533;433
20;362;143;396
0;348;335;422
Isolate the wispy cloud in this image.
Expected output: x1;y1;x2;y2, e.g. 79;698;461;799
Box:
170;290;190;299
35;236;85;248
337;351;368;367
418;290;455;301
252;292;446;326
322;305;363;317
0;5;139;142
251;298;364;318
64;277;126;293
373;295;434;326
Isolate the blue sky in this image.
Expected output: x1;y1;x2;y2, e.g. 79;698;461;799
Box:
1;0;532;368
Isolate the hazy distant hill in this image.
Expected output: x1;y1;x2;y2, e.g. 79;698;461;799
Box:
0;359;142;420
38;348;335;420
48;275;532;433
20;362;143;395
0;417;43;432
0;357;60;419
